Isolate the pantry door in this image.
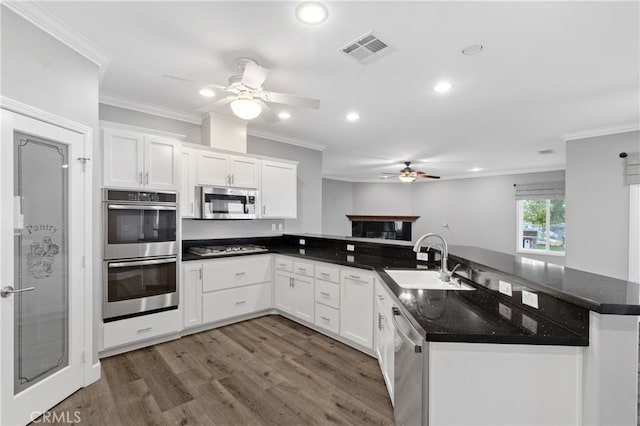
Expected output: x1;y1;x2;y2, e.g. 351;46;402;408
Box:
0;109;87;425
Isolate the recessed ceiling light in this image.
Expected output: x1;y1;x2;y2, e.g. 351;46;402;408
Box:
433;81;452;93
278;111;292;120
346;112;360;122
469;167;483;172
462;44;484;56
199;88;215;97
295;2;328;25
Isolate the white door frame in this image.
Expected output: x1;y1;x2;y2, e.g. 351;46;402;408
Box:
0;97;98;405
630;184;640;285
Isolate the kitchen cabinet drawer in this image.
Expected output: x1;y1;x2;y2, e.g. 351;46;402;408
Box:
315;303;340;335
293;260;314;277
202;282;272;323
341;269;374;286
315;280;340;309
315;264;339;283
202;255;271;292
103;309;179;349
274;256;293;272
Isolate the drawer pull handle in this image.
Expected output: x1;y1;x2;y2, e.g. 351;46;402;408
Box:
236;272;246;276
137;327;152;334
279;263;287;268
378;295;384;300
298;268;306;272
320;291;330;297
320;272;330;277
235;300;246;305
320;316;330;322
349;274;361;280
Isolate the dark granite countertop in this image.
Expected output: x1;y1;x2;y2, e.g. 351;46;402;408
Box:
183;241;589;346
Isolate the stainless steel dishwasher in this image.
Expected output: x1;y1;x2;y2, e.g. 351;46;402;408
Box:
392;306;427;426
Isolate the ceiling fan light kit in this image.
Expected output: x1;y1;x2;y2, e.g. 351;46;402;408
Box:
399;174;417;183
230;93;262;120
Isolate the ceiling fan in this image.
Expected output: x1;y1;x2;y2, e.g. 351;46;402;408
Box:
379;162;441;182
163;57;321;122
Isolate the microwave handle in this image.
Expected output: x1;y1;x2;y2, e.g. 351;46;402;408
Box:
108;258;177;268
108;204;177;211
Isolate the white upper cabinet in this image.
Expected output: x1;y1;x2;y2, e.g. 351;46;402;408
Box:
261;160;297;219
102;127;179;190
103;128;144;188
229;155;260;188
197;151;229;186
197;151;260;189
180;148;198;218
144;136;180;190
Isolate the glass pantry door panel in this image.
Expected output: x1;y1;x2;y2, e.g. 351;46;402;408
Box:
13;133;69;394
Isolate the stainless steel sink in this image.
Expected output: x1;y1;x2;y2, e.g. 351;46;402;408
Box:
385;269;475;290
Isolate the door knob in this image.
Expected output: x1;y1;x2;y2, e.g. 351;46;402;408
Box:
1;286;35;298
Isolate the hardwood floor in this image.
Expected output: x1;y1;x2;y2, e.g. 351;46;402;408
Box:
45;316;394;425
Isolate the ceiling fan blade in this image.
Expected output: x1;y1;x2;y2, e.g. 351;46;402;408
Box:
242;62;270;89
162;74;227;91
195;95;236;113
255;100;279;124
261;91;320;109
416;172;441;179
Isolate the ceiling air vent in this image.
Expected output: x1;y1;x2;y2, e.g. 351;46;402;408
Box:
340;31;395;65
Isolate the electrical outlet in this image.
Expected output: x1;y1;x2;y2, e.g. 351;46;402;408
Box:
299;239;305;246
416;252;429;261
347;255;355;263
278;223;283;231
499;280;513;297
498;303;512;320
271;223;276;231
346;244;355;252
299;248;306;255
522;314;538;333
522;290;539;309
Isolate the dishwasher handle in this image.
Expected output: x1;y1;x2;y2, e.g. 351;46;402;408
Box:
392;307;423;353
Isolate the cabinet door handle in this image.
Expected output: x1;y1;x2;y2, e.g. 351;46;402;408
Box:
138;172;143;184
348;274;361;280
235;272;246;276
378;313;384;331
231;174;235;185
137;327;152;334
320;291;330;297
190;202;194;214
199;268;202;280
262;205;266;215
320;316;330;322
145;172;149;184
235;300;246;305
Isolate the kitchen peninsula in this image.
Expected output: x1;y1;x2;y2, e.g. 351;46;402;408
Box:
179;233;640;426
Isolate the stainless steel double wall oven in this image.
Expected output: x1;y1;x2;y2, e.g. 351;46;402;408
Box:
102;189;178;320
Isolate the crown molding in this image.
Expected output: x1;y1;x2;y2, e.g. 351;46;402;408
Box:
563;124;640;142
3;1;111;79
99;93;203;125
99;120;186;140
247;128;327;152
1;96;92;135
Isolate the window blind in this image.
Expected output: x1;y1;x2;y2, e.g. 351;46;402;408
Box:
625;153;640;186
515;181;565;200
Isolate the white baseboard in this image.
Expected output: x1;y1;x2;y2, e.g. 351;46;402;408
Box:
85;362;101;386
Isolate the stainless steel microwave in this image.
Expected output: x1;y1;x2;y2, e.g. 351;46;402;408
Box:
200;186;257;219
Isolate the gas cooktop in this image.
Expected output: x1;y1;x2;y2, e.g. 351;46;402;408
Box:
187;244;268;257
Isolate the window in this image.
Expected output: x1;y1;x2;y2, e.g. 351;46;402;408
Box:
515;181;565;256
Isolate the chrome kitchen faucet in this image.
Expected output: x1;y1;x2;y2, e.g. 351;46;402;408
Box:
413;233;459;282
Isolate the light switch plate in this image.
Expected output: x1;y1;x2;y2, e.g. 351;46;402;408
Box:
347;255;355;263
278;223;283;231
416;252;428;261
522;290;539;309
271;223;276;231
499;280;513;297
346;244;355;252
299;239;306;246
299;248;306;255
522;314;538;333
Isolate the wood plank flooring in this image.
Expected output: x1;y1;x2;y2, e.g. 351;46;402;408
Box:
45;315;394;425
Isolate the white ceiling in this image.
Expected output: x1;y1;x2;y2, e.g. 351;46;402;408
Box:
40;1;639;181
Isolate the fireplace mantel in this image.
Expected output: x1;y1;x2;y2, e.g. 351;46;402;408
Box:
346;215;420;222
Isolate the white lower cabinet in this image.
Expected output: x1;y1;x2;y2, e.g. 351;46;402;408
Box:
340;269;375;349
202;282;272;323
183;262;203;328
273;256;314;322
103;309;180;349
375;280;395;402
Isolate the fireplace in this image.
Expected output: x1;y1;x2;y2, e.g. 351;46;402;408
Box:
347;215;420;241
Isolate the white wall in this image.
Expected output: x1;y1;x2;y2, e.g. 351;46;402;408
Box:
353;182;413;215
411;171;566;264
565;130;640;280
1;8;100;363
247;136;323;234
99;104;202;143
322;178;353;236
